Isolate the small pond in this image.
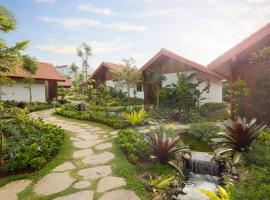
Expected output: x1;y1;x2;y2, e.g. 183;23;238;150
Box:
180;134;212;152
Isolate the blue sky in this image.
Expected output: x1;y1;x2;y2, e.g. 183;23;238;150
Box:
2;0;270;73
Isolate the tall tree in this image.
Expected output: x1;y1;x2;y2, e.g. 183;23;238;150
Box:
77;43;92;101
69;62;79;98
146;66;166;108
22;55;38;103
113;58;142;105
0;6;29;164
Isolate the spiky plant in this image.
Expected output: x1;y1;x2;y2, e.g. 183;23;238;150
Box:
147;132;185;164
76;102;85;111
169;111;181;121
15;101;27;109
212;118;266;163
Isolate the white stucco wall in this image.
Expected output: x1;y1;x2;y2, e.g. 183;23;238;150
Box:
106;80;144;99
2;80;47;102
162;71;222;103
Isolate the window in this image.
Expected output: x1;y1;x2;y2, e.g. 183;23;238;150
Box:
136;83;143;92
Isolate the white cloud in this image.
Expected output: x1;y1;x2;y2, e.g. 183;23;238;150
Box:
33;40;131;54
37;16;100;29
111;23;147;31
136;8;187;18
77;4;116;15
34;0;56;4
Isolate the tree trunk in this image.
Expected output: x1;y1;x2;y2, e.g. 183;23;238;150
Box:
0;119;3;165
156;84;160;109
127;84;130;106
29;86;32;103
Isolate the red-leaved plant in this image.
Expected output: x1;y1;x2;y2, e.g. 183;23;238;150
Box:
212;117;267;163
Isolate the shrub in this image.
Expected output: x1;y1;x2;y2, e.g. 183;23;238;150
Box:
123;108;147;126
76;102;85;111
199;102;227;116
15;101;28;109
212;118;266;163
169;111;181;121
55;106;128;129
2;112;64;171
189;122;222;142
117;129;149;163
229;166;270;200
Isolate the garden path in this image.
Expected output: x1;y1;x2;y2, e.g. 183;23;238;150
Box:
0;109;140;200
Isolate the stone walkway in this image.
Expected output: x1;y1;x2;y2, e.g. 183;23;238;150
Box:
0;109;140;200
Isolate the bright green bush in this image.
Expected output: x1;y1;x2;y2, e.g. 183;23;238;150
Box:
2;100;53;112
2;112;64;171
55;107;129;129
123;108;147;126
189;122;223;142
117;129;149;163
229;166;270;200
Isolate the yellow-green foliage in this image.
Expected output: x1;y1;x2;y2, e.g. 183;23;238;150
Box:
198;186;230;200
123;108;147;126
147;175;175;193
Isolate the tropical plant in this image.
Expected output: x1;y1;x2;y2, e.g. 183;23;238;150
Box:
198;186;230;200
146;66;166;108
169;110;181;121
76;102;85;111
122;108;147;126
229;79;249;119
147;131;185;164
172;72;210;114
113;58;142;105
22;55;38;103
212;118;266;163
77;43;92;101
147;175;175;193
69;62;79;98
15;101;28;109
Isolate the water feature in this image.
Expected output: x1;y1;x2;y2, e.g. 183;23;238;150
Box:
178;151;221;200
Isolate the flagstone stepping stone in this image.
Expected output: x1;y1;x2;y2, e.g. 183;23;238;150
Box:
77;134;99;141
98;190;140;200
94;131;107;134
97;176;126;193
54;191;94;200
0;179;32;200
70;137;82;141
73;139;103;149
82;152;115;165
73;149;93;159
53;162;76;172
137;129;150;134
34;172;75;195
73;181;91;189
95;143;112;150
78;165;111;180
110;130;119;135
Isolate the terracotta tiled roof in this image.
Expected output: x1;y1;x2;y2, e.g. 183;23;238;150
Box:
141;48;223;79
6;62;66;81
91;61;122;79
208;22;270;69
58;78;72;87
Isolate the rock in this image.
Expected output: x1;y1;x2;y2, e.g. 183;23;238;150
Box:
97;176;126;193
73;149;93;159
53;162;76;172
77;133;99;141
78;165;112;180
54;191;94;200
73;139;103;149
110;130;119;136
183;153;191;160
73;181;91;189
95;143;112;150
98;189;140;200
34;172;75;195
0;179;32;200
82;152;115;165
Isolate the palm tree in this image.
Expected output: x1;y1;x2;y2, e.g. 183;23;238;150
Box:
77;43;92;101
69;62;79;98
113;58;142;105
146;66;166;108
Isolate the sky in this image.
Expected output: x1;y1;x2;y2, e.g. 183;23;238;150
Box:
1;0;270;73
